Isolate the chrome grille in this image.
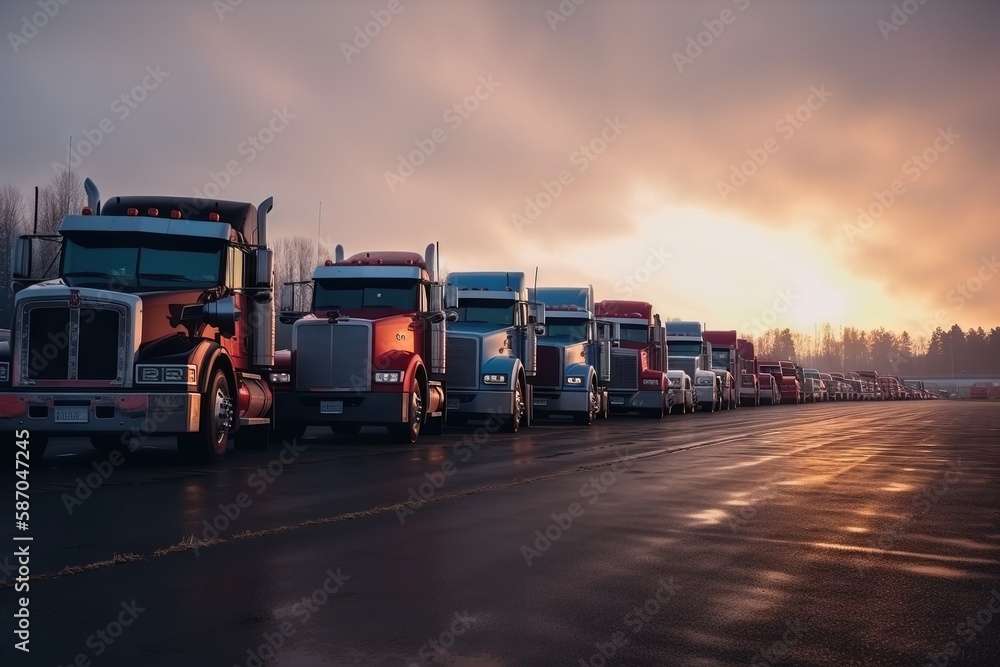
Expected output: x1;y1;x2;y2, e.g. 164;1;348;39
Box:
294;323;371;391
24;305;125;383
610;352;638;390
446;336;479;389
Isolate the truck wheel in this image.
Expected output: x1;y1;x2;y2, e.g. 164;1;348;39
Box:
391;379;423;443
178;368;232;464
503;378;526;433
91;434;130;455
573;382;598;425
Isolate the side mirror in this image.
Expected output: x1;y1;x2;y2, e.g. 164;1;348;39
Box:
254;248;273;288
425;311;446;324
445;308;460;323
534;324;546;336
12;237;31;279
203;296;240;338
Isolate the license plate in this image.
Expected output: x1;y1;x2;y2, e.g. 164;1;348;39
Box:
611;397;625;405
533;398;547;406
54;406;88;423
447;399;459;411
320;400;343;415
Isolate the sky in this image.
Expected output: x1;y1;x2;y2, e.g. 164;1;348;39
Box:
1;0;998;342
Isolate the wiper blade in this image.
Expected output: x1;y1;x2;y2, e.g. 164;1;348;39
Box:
138;273;194;282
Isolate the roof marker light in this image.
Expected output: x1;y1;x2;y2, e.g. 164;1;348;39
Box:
209;212;220;222
170;210;181;219
126;208;139;216
147;208;159;217
81;206;93;215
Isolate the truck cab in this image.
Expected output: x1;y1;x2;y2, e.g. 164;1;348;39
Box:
528;286;610;425
442;271;542;432
1;179;276;462
736;338;759;407
799;367;827;403
665;321;721;412
855;370;883;400
594;300;669;418
703;330;743;410
273;244;448;443
666;369;694;414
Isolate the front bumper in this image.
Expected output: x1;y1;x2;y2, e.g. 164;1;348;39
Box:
608;389;662;412
531;387;589;415
447;390;514;418
274;391;407;426
0;391;200;434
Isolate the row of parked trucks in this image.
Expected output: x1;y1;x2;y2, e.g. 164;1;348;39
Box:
0;183;936;462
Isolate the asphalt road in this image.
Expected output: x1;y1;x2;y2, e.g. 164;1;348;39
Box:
2;401;999;667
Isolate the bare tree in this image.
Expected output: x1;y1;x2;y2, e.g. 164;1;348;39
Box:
29;171;85;280
273;235;320;311
0;184;28;323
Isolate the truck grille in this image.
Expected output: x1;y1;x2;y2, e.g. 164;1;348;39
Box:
294;323;371;392
446;336;478;389
25;305;125;382
534;345;561;388
610;352;638;390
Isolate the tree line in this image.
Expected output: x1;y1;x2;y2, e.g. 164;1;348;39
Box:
748;323;1000;377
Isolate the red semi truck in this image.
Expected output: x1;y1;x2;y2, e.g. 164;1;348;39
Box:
595;300;669;418
737;338;759;407
1;178;277;462
758;360;801;405
704;330;760;408
272;244;449;443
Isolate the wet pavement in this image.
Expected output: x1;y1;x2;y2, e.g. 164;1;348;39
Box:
2;401;999;666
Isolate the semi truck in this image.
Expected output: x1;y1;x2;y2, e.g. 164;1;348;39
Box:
703;330;746;409
528;286;610;425
442;271;542;432
594;300;669;418
737;338;759;407
1;179;277;462
664;321;720;412
759;360;801;404
272;244;449;443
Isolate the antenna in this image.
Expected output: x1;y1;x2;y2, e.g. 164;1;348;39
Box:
32;186;39;234
533;266;538;295
67;136;72;214
505;271;510;291
316;201;322;267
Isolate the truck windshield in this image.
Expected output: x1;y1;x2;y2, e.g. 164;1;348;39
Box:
62;235;223;291
314;278;419;310
455;298;515;326
667;341;701;356
542;317;589;341
712;349;730;368
620;324;648;343
760;365;780;374
804;370;821;379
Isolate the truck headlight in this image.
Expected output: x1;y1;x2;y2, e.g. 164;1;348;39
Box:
269;372;291;384
375;371;403;383
482;373;508;385
566;376;583;386
136;365;196;385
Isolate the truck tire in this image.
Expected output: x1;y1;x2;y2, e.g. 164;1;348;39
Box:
178;367;232;464
390;379;423;444
573;382;598;425
503;378;526;433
